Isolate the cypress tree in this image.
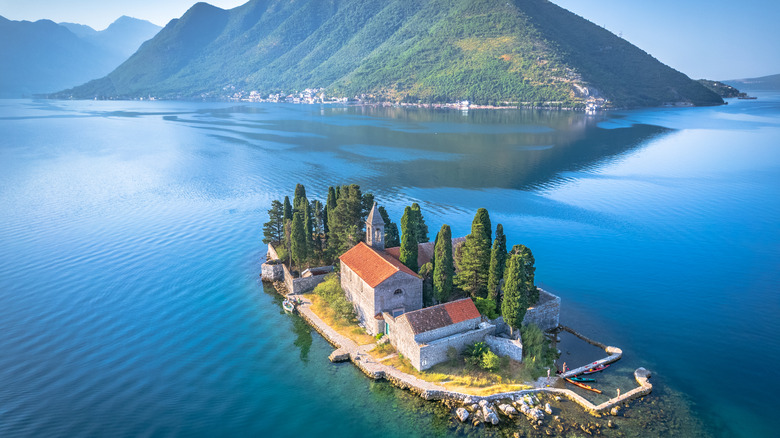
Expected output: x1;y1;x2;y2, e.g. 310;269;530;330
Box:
472;207;492;246
326;186;337;234
487;224;507;303
283;196;293;222
262;200;285;245
311;200;324;253
290;211;307;268
328;185;364;255
378;206;400;248
304;202;314;253
400;206;419;272
454;221;491;298
410;203;429;243
433;224;454;303
293;183;307;212
501;254;529;337
511;244;539;305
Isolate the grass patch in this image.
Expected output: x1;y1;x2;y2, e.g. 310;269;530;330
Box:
368;342;396;359
380;351;533;395
308;294;375;346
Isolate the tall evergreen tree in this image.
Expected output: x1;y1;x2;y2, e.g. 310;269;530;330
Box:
293;183;308;212
290;211;307;268
283;196;293;222
304;201;314;253
454;221;491;297
361;192;375;223
487;224;508;303
410;203;429;243
502;254;529;337
262;200;285;245
418;262;435;307
511;244;539;305
433;224;454;304
328;185;364;255
325;186;337;236
472;207;492;246
378;206;400;248
311;200;324;253
400;206;419;272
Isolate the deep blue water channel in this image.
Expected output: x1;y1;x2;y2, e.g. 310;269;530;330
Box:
0;97;778;437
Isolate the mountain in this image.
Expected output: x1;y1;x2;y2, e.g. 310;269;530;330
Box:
725;73;780;91
0;16;160;97
58;0;722;108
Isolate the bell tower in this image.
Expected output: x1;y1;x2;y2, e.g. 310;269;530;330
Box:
365;202;385;250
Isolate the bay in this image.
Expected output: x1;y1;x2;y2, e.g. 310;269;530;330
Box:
0;96;777;437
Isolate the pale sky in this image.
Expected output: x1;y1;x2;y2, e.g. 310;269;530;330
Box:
0;0;776;80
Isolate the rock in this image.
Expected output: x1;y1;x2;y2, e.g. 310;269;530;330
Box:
544;403;553;415
478;399;489;408
611;406;622;416
456;407;470;422
463;396;473;405
607;419;615;428
328;348;350;362
555;396;562;402
486;410;500;425
470;404;479;412
499;404;518;416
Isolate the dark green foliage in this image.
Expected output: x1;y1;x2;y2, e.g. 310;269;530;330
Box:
481;349;501;372
304;202;314;252
455;213;491;298
283;196;293;222
327;184;365;255
290;211;308;268
511;244;538;305
378;206;400;248
501;254;529;336
410;203;429;243
487;223;507;303
293;183;308;212
315;273;357;323
432;224;454;303
399;206;419;273
464;341;499;371
474;297;498;319
697;80;744;98
262;199;285;245
418;262;435;307
325;186;337;236
58;0;721;108
472;208;492;246
361;192;375;223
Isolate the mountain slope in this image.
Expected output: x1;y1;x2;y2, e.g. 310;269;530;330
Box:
59;0;722;108
0;16;160;97
726;73;780;91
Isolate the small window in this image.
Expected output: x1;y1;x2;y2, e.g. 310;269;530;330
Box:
392;308;404;317
394;289;403;295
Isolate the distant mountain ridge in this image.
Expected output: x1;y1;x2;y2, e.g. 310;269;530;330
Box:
58;0;721;108
0;16;160;97
725;73;780;91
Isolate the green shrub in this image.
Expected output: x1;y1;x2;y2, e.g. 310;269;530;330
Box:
481;350;501;372
465;341;489;358
474;297;499;319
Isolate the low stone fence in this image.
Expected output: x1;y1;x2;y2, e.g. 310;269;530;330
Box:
417;323;496;370
491;288;561;334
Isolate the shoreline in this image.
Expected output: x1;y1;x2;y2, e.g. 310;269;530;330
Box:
269;280;652;422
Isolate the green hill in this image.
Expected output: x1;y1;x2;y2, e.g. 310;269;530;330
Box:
726;73;780;91
57;0;722;108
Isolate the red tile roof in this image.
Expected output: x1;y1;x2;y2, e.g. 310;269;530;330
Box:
339;242;419;288
401;298;481;335
444;299;481;324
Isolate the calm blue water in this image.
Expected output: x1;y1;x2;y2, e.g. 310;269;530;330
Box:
0;96;778;437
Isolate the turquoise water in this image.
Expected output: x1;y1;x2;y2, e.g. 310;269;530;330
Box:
0;97;778;437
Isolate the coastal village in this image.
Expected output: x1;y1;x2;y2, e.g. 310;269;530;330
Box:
260;184;653;433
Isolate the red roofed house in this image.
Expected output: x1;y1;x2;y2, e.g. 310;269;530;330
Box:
383;298;497;371
339;203;423;336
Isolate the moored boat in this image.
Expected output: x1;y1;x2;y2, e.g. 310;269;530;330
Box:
582;364;610;374
570;376;596;382
282;299;295;313
565;378;602;394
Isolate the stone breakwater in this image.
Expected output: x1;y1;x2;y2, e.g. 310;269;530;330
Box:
271;283;652;424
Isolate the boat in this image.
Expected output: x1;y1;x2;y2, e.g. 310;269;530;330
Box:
565;378;602;394
282;299;295;313
570;376;596;383
738;96;758;100
582;364;610;374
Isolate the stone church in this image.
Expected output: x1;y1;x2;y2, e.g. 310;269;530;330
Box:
339;203;423;336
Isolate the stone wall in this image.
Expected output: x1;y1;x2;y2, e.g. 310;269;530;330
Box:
264;244;329;294
418;323;496;370
261;263;284;281
491;288;561;334
340;263;378;334
267;244;280;261
484;335;523;362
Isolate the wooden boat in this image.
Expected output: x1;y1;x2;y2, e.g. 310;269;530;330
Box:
570;376;596;383
565;378;602;394
582;364;610;374
282;299;295;313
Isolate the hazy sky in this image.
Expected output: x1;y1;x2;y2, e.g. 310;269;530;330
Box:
1;0;776;80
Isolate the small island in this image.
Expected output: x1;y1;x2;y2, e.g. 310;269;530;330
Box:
261;184;652;430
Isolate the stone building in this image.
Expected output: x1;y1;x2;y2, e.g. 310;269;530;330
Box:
339;203;423;335
383;298;496;371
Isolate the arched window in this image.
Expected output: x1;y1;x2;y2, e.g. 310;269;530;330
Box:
394;289;403;295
